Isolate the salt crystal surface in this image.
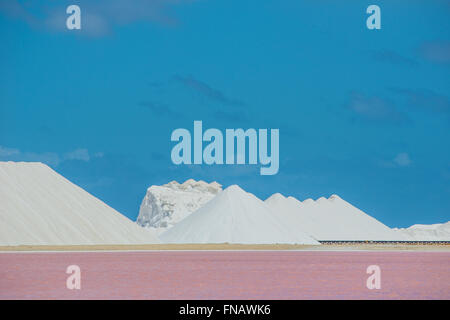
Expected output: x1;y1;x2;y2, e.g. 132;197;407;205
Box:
0;161;159;245
265;193;406;241
160;185;320;244
393;222;450;241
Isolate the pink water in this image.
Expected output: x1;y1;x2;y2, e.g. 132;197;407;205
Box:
1;251;449;299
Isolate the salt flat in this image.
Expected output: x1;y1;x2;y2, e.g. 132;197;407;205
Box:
1;243;449;252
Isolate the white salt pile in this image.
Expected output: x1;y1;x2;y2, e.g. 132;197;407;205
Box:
265;193;406;241
3;161;445;247
0;161;159;245
393;222;450;241
160;185;320;244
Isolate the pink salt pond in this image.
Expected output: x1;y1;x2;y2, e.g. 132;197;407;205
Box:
0;251;449;299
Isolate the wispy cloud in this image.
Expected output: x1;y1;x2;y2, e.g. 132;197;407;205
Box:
173;75;245;107
389;87;450;115
139;101;183;118
0;0;37;25
0;146;61;166
346;91;407;123
418;40;450;64
0;0;196;36
0;146;20;157
64;148;91;162
0;146;103;166
371;50;418;67
379;152;412;168
393;153;412;167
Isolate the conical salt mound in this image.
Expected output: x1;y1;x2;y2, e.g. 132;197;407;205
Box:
0;161;160;245
265;193;406;241
160;185;320;244
393;222;450;241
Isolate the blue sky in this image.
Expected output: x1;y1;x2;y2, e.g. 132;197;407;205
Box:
0;0;449;227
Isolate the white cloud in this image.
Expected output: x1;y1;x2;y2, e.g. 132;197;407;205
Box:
378;152;412;168
64;148;90;162
0;146;20;157
393;153;412;167
0;0;195;37
0;146;103;166
0;146;60;166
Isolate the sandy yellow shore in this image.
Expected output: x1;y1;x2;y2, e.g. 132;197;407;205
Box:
1;243;449;251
